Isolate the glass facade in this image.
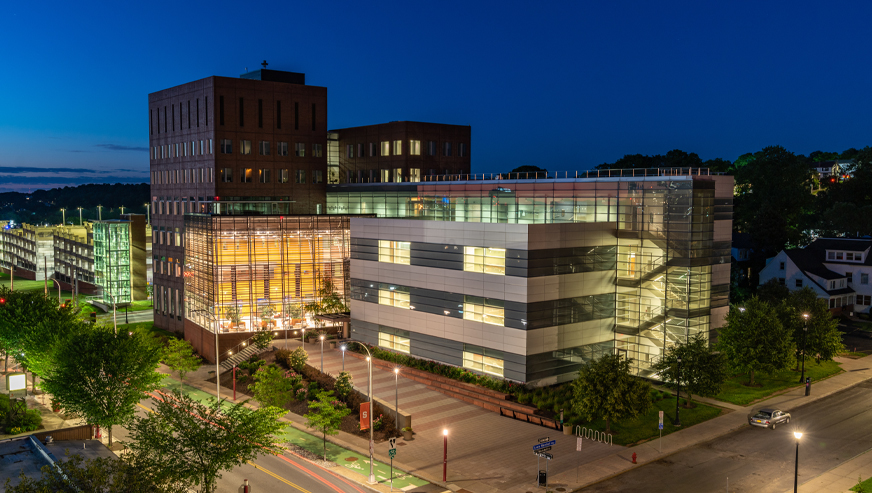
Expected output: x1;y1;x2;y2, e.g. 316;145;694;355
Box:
333;175;727;378
185;215;351;334
93;221;132;304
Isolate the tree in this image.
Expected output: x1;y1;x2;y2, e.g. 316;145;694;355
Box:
304;390;351;460
756;278;789;305
571;354;651;434
334;371;354;402
249;365;297;410
651;334;728;405
250;328;275;350
717;297;794;385
162;338;202;389
289;346;308;372
125;389;286;493
4;453;187;493
40;325;164;445
778;288;844;365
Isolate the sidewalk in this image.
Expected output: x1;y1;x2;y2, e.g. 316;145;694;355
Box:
188;341;872;493
786;448;872;493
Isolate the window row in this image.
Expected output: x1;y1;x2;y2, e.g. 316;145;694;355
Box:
345;140;467;158
827;250;865;263
151;98;208;135
154;255;183;277
377;241;506;276
152;167;215;185
219;140;322;157
152;139;213;160
374;330;505;377
217;168;323;184
154;283;183;321
218;96;316;131
151;196;209;217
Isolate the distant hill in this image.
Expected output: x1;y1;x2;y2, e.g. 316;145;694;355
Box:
0;183;149;225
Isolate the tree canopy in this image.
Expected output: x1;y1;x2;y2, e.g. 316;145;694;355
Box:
717;297;794;385
571;353;651;433
651;334;728;404
777;288;844;365
161;338;202;388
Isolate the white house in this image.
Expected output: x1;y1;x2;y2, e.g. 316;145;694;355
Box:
759;238;872;314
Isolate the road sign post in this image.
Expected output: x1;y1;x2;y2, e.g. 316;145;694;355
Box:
389;438;397;491
658;411;664;453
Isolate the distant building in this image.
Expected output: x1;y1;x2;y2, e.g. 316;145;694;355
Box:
53;224;98;296
759;238;872;314
93;214;148;304
810;159;853;182
329;121;471;184
0;223;53;281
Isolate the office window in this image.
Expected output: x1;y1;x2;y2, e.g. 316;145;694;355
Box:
380;169;389;183
295;170;306;184
200;140;204;154
369;143;376;157
379;288;410;309
795;279;802;288
428;141;437;156
779;262;785;270
862;273;869;285
464;247;506;275
257;99;263;128
410;168;421;182
258;169;270;183
394;168;403;183
378;332;410;353
346;144;354;158
220;139;232;154
187;100;191;128
393;140;402;155
220;168;232;182
463;351;504;377
409;140;421;156
381;141;390;156
311;103;316;131
294;102;299;130
358;143;364;158
259;141;270;156
378;240;410;264
276;101;282;129
459;143;467;157
443;142;452;156
196;99;200;127
209;139;213;154
239;97;244;126
241;168;253;183
463;296;504;326
219;95;224;125
278;142;288;156
174;143;179;157
295;142;305;157
313;143;322;157
279;169;289;183
240;140;251;155
312;170;323;184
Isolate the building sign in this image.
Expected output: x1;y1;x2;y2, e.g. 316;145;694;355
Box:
7;373;26;392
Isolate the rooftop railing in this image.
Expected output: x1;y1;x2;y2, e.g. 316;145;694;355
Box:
420;168;720;182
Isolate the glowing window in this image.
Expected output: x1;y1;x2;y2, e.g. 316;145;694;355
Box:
464;247;505;275
463;352;504;377
463;296;504;326
378;288;410;309
379;332;410;353
378;241;410;264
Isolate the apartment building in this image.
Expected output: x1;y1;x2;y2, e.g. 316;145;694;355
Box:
331;169;733;383
53;224;97;295
0;223;53;281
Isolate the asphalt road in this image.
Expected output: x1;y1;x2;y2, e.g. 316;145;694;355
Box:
581;380;872;493
112;396;379;493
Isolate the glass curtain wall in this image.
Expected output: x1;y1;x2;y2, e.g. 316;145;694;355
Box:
93;222;132;304
185;215;351;334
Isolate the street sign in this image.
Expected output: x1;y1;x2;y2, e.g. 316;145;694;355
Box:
389;438;396;448
576;437;582;451
659;410;664;430
389;448;396;459
537;446;552;453
659;422;663;430
535;452;553;460
533;440;556;451
538;437;550;443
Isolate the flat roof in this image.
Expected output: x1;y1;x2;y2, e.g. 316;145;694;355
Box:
0;437;115;488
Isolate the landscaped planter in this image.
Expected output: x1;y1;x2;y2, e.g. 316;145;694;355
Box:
402;428;413;440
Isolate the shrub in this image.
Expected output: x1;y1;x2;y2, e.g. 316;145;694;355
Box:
295;388;307;402
307;381;320;400
274;349;292;368
335;371;353;401
289;347;308;372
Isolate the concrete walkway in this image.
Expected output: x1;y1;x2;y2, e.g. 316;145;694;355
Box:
188;341;872;493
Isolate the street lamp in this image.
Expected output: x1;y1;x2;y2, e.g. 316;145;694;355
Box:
320;334;325;373
194;308;221;400
77;207;83;226
443;429;448;482
674;356;682;426
394;367;400;434
50;278;61;306
60;208;66;225
145;203;150;225
341;345;346;372
799;313;809;384
96;205;103;221
794;432;802;493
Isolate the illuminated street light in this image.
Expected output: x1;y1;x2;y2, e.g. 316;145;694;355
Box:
794;432;803;493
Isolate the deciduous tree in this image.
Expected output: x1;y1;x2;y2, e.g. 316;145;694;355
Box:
249;365;297;410
304;390;351;460
717;297;794;385
161;337;201;389
651;334;728;404
41;325;164;445
571;354;651;434
778;288;844;365
124;389;286;493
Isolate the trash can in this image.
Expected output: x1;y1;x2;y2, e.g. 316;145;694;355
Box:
805;377;811;396
538;470;547;486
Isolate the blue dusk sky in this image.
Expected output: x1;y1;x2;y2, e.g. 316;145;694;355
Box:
1;0;871;192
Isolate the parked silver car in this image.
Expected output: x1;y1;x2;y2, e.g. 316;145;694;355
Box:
749;408;791;429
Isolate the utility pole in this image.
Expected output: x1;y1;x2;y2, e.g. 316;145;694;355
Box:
77;207;83;226
97;205;103;221
60;208;66;225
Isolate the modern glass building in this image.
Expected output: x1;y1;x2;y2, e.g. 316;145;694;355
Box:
331;169;733;383
183;214;352;360
93;221;133;304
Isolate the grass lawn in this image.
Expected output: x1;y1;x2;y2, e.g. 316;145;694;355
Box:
714;360;843;406
839;351;869;359
851;321;872;333
851;475;872;492
579;392;723;446
127;299;153;311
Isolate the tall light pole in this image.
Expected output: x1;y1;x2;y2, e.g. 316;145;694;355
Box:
97;205;103;221
109;294;117;335
443;429;448;482
674;356;682;426
799;313;809;384
394;367;400;434
320;334;325;373
145;203;150;225
60;208;66;225
77;207;83;226
119;206;125;215
341;345;346;372
195;308;221;400
794;432;802;493
343;340;375;484
50;278;61;306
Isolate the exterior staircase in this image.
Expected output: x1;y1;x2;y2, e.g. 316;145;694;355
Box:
219;339;263;372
